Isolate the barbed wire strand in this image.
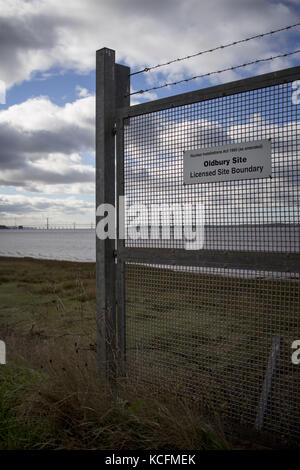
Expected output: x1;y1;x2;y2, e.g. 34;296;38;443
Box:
130;22;300;76
128;49;300;96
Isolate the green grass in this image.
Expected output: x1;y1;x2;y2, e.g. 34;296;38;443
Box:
0;257;96;344
0;363;49;450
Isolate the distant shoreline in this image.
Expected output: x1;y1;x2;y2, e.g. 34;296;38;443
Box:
0;255;95;265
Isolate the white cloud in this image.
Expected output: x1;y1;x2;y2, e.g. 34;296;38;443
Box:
0;95;95;189
0;94;94;132
75;85;90;98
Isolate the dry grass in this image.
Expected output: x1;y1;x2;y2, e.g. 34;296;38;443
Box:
0;256;292;450
0;257;228;450
0;328;228;450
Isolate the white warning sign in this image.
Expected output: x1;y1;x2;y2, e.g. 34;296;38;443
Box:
184;139;272;184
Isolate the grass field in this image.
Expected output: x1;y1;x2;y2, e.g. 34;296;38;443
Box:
0;256;299;449
0;256;229;450
125;264;300;441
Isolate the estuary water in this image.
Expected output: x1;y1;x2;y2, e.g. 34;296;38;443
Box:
0;229;96;262
0;227;299;279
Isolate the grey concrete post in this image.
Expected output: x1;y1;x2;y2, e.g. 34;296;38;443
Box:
96;48;117;380
96;47;130;380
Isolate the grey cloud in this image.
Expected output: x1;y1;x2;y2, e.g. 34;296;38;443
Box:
109;0;183;17
2;126;93;156
24;165;94;184
0;151;25;169
0;15;58;50
0;158;94;187
0;14;61;85
0;123;92;170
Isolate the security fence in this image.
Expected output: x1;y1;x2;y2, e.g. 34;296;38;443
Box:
96;48;300;442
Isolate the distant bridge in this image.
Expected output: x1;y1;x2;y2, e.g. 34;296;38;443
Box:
0;223;95;230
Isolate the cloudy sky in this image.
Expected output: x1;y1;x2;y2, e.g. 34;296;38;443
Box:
0;0;299;226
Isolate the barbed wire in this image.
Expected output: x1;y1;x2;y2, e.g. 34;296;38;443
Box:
130;23;300;77
128;49;300;96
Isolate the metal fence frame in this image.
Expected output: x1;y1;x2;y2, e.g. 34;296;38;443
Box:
96;47;300;436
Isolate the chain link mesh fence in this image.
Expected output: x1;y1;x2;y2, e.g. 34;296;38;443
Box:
121;75;300;440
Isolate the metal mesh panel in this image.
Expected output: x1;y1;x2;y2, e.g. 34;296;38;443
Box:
121;75;300;440
124;82;299;251
125;263;300;439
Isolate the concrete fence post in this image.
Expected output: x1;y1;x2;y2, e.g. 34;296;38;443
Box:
96;47;129;381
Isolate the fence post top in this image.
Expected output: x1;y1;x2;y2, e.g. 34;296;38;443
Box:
96;47;115;56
